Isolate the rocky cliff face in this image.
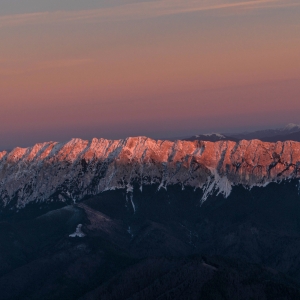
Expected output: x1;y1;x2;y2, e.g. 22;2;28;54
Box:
1;137;300;208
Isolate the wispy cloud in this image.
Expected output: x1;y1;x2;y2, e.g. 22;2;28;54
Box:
0;59;94;76
34;58;94;70
0;0;299;28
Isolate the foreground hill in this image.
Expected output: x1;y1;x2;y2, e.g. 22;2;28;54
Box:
1;181;300;299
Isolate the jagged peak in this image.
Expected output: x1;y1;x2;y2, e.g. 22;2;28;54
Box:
1;136;295;160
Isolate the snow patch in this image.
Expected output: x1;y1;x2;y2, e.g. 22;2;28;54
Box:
283;123;300;132
69;224;86;238
202;133;225;138
127;225;133;237
130;194;136;213
201;168;232;202
126;184;133;193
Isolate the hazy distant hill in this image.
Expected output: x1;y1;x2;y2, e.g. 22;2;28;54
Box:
261;130;300;142
184;133;238;142
230;123;300;141
182;123;300;143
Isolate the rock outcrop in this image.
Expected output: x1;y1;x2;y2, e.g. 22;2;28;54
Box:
1;137;300;208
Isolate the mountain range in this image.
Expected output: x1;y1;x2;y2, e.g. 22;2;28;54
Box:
1;132;300;299
1;136;300;209
185;123;300;142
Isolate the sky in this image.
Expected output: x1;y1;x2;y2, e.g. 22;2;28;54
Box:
1;0;300;149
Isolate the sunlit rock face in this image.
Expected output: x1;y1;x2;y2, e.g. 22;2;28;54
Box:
0;137;300;208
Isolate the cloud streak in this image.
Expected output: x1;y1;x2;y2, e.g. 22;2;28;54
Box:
0;58;94;76
1;0;299;28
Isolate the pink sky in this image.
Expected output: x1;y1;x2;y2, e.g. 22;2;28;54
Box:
1;0;300;148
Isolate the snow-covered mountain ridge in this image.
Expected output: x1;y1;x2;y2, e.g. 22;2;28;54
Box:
1;137;300;208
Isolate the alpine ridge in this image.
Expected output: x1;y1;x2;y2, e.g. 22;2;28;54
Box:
1;137;300;209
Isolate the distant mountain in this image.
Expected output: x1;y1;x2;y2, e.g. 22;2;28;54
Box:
184;133;238;142
262;130;300;143
230;123;300;141
182;123;300;143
